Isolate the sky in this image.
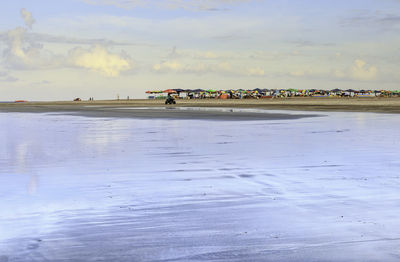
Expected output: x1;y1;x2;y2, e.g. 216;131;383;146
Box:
0;0;399;101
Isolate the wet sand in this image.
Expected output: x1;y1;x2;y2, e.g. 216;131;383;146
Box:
1;98;400;262
1;111;400;261
0;103;318;120
1;97;400;116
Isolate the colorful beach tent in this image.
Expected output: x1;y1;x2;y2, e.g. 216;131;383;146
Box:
163;89;177;93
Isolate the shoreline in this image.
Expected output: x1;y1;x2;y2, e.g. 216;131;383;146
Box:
0;98;399;119
0;103;320;121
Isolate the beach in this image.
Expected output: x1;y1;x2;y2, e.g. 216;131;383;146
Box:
0;102;318;121
0;98;400;121
1;101;400;261
1;97;400;116
2;0;400;260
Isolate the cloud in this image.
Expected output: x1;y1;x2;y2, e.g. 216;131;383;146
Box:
247;67;265;76
0;72;18;82
0;25;141;48
83;0;252;11
153;60;182;72
33;80;51;85
3;33;132;76
1;10;133;77
152;59;265;77
288;68;325;78
217;62;232;72
350;59;378;81
23;33;134;46
20;8;35;29
152;60;236;74
289;70;307;77
287;59;378;82
2;10;64;70
7;27;27;59
193;51;219;59
340;11;400;33
0;76;18;82
68;45;132;77
3;27;64;70
288;39;335;47
333;59;378;81
164;46;234;61
333;69;346;79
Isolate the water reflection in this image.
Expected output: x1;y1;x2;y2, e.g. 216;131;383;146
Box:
1;111;400;261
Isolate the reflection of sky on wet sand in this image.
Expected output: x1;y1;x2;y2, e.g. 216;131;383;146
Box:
1;111;400;261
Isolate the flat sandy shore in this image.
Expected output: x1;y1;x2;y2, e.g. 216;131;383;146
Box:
0;97;399;119
2;110;400;261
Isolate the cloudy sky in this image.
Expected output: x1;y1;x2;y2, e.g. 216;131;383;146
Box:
0;0;399;100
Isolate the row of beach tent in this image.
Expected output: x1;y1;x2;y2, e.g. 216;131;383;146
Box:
146;88;400;99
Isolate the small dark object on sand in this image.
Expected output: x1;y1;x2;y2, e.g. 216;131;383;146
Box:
165;96;176;104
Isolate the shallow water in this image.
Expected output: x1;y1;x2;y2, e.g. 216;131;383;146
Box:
1;109;400;262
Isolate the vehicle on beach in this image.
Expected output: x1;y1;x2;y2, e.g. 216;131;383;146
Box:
165;96;176;104
73;98;81;101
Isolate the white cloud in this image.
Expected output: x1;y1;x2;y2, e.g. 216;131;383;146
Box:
2;10;64;70
68;45;132;77
153;60;182;72
20;8;35;29
334;59;378;81
3;27;62;70
287;60;378;82
7;27;27;59
1;10;133;77
350;59;378;81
